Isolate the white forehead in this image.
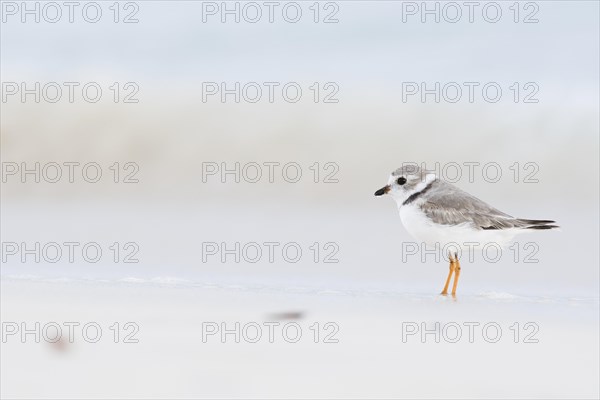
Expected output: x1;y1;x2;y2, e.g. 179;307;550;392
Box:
391;165;421;177
387;170;437;186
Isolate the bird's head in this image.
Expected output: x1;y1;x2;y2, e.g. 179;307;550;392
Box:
374;164;436;205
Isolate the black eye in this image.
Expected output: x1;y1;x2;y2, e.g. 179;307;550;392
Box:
397;177;407;185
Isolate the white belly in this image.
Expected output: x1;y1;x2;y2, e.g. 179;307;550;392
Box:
398;204;517;249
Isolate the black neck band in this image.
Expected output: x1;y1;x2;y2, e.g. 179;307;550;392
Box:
402;182;433;206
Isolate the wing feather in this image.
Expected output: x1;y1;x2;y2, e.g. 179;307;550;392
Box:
419;180;525;230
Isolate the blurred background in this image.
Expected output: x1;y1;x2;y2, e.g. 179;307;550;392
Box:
1;1;599;398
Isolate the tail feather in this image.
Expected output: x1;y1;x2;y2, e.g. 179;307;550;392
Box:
518;219;556;225
525;225;559;230
515;219;559;230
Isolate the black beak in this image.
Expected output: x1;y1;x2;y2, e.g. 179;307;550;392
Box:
374;185;390;196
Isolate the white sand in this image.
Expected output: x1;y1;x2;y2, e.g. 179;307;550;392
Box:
1;275;598;399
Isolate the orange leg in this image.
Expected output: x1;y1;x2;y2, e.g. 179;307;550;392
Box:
451;254;461;297
441;252;457;295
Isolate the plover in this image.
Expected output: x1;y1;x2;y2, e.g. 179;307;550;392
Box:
375;164;558;296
